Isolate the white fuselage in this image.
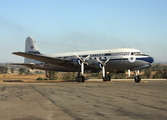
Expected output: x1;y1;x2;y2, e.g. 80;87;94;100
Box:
30;48;154;73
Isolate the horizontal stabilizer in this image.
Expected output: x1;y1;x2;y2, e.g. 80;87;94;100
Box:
12;52;68;68
10;63;35;69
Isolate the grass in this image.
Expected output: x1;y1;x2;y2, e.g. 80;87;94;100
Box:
0;73;45;82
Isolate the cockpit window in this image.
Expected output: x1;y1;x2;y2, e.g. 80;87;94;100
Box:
131;52;141;55
131;52;134;55
134;52;141;55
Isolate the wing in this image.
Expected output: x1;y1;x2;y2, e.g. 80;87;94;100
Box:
12;52;69;68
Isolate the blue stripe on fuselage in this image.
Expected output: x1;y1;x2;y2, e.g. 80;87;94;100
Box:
136;57;154;63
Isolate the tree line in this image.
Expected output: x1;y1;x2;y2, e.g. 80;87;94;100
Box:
1;64;167;79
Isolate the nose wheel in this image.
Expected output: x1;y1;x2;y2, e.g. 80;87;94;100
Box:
134;75;141;83
134;70;141;83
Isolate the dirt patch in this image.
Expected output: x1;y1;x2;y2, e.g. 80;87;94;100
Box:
0;74;45;82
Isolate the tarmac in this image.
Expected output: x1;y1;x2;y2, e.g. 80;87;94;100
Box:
0;79;167;120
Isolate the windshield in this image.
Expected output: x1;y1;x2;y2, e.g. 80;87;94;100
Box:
131;52;142;55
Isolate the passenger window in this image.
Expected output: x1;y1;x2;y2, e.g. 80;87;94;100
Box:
99;57;101;60
131;52;134;55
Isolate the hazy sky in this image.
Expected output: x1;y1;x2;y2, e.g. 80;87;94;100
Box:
0;0;167;63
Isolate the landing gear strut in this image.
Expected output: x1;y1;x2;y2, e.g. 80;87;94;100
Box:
134;70;141;83
76;72;85;82
103;73;111;82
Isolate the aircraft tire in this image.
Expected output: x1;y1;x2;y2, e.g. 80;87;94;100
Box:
134;75;141;83
76;76;82;82
103;76;109;82
81;76;85;82
108;75;111;81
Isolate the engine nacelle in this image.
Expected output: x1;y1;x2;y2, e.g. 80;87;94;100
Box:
72;58;81;67
89;62;102;69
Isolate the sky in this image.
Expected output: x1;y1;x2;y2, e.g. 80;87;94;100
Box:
0;0;167;63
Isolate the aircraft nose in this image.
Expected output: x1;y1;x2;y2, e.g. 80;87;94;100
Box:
138;56;154;63
145;56;154;63
149;57;154;63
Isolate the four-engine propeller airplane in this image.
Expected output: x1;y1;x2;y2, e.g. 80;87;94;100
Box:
12;36;154;82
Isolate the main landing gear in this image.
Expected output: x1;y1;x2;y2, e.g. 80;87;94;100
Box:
103;73;111;82
76;72;85;82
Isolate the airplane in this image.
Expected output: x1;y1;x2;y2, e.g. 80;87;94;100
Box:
12;36;154;83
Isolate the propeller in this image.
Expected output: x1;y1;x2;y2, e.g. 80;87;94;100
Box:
75;53;90;75
96;58;110;77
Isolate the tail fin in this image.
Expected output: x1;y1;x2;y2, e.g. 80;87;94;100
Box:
24;36;41;63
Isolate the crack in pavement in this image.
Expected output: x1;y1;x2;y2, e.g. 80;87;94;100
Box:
28;84;82;120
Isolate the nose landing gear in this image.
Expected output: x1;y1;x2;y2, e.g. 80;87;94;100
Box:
134;70;141;83
135;75;141;83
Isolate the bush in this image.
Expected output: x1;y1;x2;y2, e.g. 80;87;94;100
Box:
153;68;163;79
144;69;152;78
62;72;72;80
36;77;44;80
163;68;167;78
0;66;8;74
108;73;114;77
91;73;99;77
45;71;58;80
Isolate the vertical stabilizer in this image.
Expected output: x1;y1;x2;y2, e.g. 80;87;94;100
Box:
24;36;41;63
25;36;41;54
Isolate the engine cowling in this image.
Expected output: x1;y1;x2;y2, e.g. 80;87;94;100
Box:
72;58;81;67
89;62;102;69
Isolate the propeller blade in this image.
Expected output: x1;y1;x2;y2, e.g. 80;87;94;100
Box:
75;53;82;61
104;58;110;64
84;55;90;60
96;57;101;62
75;53;79;58
96;57;103;64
